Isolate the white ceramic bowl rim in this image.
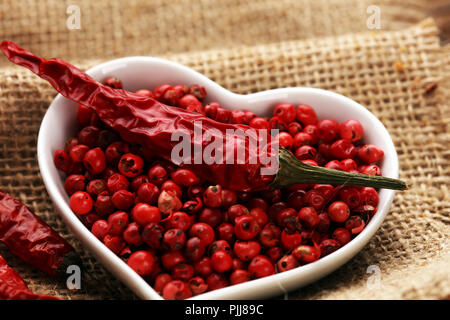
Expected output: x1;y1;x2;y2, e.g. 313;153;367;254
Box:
37;56;398;300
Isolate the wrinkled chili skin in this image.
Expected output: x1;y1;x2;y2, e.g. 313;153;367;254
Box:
0;189;74;276
0;254;61;300
0;41;274;192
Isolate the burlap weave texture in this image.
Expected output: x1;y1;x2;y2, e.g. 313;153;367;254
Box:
0;0;448;300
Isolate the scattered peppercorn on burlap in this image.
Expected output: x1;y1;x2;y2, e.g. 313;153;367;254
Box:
0;1;449;300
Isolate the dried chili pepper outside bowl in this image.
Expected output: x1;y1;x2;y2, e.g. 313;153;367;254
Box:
37;56;399;300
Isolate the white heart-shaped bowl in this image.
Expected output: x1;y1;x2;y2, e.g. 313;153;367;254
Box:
37;56;398;300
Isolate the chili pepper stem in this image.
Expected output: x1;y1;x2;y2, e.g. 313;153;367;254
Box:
270;148;407;190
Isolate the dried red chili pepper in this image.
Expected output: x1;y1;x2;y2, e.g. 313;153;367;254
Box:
0;189;76;276
0;254;61;300
0;41;407;192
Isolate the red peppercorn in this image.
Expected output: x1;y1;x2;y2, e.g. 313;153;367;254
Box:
230;109;246;124
208;240;232;256
234;215;260;240
276;132;294;149
339;186;361;208
362;164;382;176
340;158;358;172
107;211;129;236
104;77;122;89
319;239;341;257
54;149;72;172
188;223;215;246
156;180;180;200
206;273;229;291
247;197;268;211
339;119;364;142
297;206;319;229
276;208;297;231
163;228;186;251
268;202;288;220
211;250;233;273
69;144;89;163
170;169;199;187
269;116;287;131
248;255;274;278
131;203;161;226
317;119;340;142
103;234;125;254
130;175;150;192
127;250;154;276
360;187;379;208
217;223;235;243
94;193;115;217
158;190;182;215
199;207;222;227
111;190;135;210
259;223;281;247
123;222;143;246
330;139;356;160
91;219;109;240
273;103;296;123
162;280;192;300
313;184;334;200
345;216;365;234
215;108;232;123
296;104;318;125
86;179;107;197
204;102;219;119
154;273;172;294
203;185;223;208
325;160;343;171
194;257;213;277
288;122;303;136
280;229;302;251
83;147;106;175
78;126;100;148
332;227;351;245
148;164;168;187
135;182;159;204
276;254;299;273
227;204;249;222
293;132;313;148
188;276;208;295
105;142;130;165
233;241;261;261
249;117;270;130
230;269;251;285
292;245;321;263
181;198;203;215
70;191;93;215
295;145;317;161
317;213;331;233
304;189;326;211
357;144;384;164
328;201;350;223
161;251;185;270
179;94;201;109
142;223;164;249
64;174;86;196
166;211;192;232
266;246;283;264
117;153;144;178
249;208;269;228
172;263;194;281
221;189;237;208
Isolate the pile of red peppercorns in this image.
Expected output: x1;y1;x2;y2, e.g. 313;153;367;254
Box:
54;77;384;300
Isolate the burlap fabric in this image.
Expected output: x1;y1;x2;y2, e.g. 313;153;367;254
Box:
0;0;446;64
0;1;449;300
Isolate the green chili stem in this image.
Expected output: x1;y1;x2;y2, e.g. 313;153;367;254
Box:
270;148;407;190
